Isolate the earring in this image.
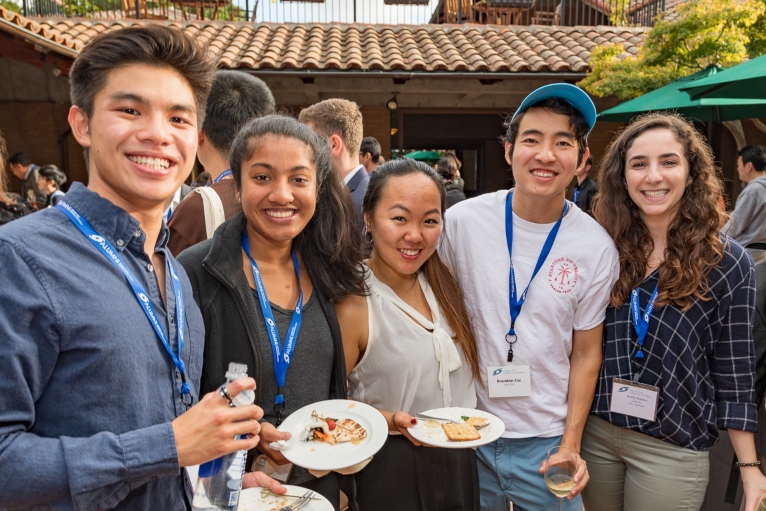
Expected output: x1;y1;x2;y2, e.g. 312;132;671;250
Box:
363;224;373;243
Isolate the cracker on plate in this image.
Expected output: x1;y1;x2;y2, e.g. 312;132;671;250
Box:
465;417;487;427
442;423;481;441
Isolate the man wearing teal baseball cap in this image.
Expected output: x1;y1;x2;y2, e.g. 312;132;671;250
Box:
441;83;619;510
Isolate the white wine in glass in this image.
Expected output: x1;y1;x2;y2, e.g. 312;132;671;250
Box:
757;494;766;511
544;445;578;510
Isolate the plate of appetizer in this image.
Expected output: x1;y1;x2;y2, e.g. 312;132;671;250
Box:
408;407;505;448
237;486;333;511
276;399;388;471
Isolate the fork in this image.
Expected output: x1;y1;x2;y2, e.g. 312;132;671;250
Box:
415;413;490;430
277;490;316;511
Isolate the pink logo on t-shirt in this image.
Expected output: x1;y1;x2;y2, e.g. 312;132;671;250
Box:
548;257;578;293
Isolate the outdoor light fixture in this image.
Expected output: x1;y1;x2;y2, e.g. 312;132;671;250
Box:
386;95;399;111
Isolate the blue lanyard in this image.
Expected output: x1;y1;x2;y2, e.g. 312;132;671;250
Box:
241;232;303;424
573;186;581;205
630;283;659;360
56;202;192;405
504;191;568;362
211;169;232;185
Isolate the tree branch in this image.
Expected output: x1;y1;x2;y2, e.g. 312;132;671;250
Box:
751;118;766;134
723;120;747;150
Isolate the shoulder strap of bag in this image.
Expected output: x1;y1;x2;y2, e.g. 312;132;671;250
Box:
193;187;226;239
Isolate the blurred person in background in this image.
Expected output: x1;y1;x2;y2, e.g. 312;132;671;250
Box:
36;164;67;207
359;136;381;173
0;131;32;226
726;145;766;264
436;156;466;208
168;70;276;255
194;171;210;187
572;155;596;216
8;151;46;210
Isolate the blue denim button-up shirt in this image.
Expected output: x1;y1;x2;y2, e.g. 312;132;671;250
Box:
0;183;204;510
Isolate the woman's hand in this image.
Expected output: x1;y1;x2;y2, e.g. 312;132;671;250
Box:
741;467;766;511
392;411;423;447
242;472;287;494
257;422;292;465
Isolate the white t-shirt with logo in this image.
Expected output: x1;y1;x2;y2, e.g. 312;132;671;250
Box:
440;189;619;439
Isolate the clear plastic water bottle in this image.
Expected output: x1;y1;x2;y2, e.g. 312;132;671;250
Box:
192;363;255;511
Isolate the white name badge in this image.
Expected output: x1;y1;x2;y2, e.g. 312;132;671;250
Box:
609;378;659;422
487;365;532;398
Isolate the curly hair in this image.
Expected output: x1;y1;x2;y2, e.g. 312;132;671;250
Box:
593;113;728;310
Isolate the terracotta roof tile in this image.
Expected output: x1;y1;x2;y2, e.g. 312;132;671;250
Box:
0;8;649;73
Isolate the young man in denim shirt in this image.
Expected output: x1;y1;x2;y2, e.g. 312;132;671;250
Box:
0;26;281;510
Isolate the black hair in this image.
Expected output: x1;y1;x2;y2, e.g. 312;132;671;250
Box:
9;152;31;166
37;165;67;190
436;156;459;180
202;71;276;156
362;158;481;382
69;25;215;124
230;114;365;300
360;136;381;163
503;97;590;165
739;145;766;172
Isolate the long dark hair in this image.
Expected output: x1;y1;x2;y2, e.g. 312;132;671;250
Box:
363;158;481;382
230;114;365;300
593;112;727;310
0;130;12;205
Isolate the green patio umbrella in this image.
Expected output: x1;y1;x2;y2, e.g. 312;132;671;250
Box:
680;54;766;101
599;66;766;126
404;150;443;163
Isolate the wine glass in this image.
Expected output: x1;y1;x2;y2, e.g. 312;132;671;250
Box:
757;494;766;511
544;445;578;511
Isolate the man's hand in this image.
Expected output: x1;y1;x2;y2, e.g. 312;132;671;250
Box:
538;451;589;500
172;378;263;467
257;422;292;465
242;471;287;494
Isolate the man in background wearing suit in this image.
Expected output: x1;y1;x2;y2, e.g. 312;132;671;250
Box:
299;98;368;232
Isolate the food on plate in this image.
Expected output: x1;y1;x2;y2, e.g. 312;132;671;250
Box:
303;410;367;445
441;423;481;441
464;417;487;428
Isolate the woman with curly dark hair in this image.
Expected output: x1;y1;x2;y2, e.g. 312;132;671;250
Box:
580;113;766;511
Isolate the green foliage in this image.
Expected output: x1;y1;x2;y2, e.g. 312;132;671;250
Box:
580;0;766;99
62;0;99;16
0;0;21;13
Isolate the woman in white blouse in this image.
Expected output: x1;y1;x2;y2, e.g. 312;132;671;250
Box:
336;159;481;511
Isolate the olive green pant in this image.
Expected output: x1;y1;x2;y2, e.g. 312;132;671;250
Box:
580;416;709;511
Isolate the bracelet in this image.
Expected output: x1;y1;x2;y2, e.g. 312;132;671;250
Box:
735;461;762;467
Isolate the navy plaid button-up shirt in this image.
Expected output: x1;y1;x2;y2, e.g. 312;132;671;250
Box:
591;238;757;451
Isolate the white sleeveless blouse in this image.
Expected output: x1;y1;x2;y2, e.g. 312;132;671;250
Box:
348;268;477;415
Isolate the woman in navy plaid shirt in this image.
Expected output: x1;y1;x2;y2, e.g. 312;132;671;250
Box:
580;113;766;511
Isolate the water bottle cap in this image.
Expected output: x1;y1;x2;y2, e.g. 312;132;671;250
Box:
226;362;249;382
232;388;255;407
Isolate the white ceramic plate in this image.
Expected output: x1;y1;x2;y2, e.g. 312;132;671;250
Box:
276;399;388;471
237;486;333;511
408;407;505;448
